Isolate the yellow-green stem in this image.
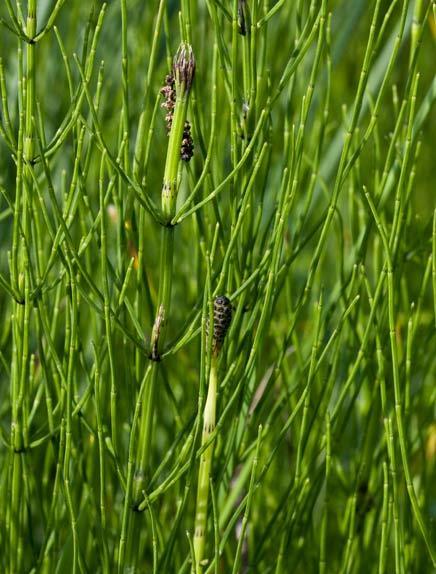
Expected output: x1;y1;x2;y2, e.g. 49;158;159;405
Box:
193;355;218;573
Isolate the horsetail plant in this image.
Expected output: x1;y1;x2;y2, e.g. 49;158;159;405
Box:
1;1;436;572
193;295;233;573
133;41;195;503
122;42;196;571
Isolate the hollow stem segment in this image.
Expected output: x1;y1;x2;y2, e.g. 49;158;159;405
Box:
132;43;195;505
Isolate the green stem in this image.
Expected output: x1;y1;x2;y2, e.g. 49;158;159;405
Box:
99;153;118;454
24;0;36;161
193;355;218;573
132;126;183;505
9;3;37;571
128;43;194;571
162;92;190;220
363;184;436;565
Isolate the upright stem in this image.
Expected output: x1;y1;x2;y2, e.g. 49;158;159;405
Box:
126;43;195;573
9;3;36;572
193;295;232;572
24;0;36;161
132;51;192;503
132;226;174;501
193;355;218;573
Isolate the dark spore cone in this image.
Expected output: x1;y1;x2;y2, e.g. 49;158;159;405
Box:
181;121;194;162
160;75;194;161
209;295;232;353
160;74;176;133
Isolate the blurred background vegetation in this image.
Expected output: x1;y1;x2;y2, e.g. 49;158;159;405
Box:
0;0;435;572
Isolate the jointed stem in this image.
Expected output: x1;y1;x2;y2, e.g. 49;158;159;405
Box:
193;354;218;573
127;43;195;571
132;95;185;505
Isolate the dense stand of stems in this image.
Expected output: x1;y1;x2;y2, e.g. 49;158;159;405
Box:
0;1;435;572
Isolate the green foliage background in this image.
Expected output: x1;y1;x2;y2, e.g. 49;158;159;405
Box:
0;0;435;572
